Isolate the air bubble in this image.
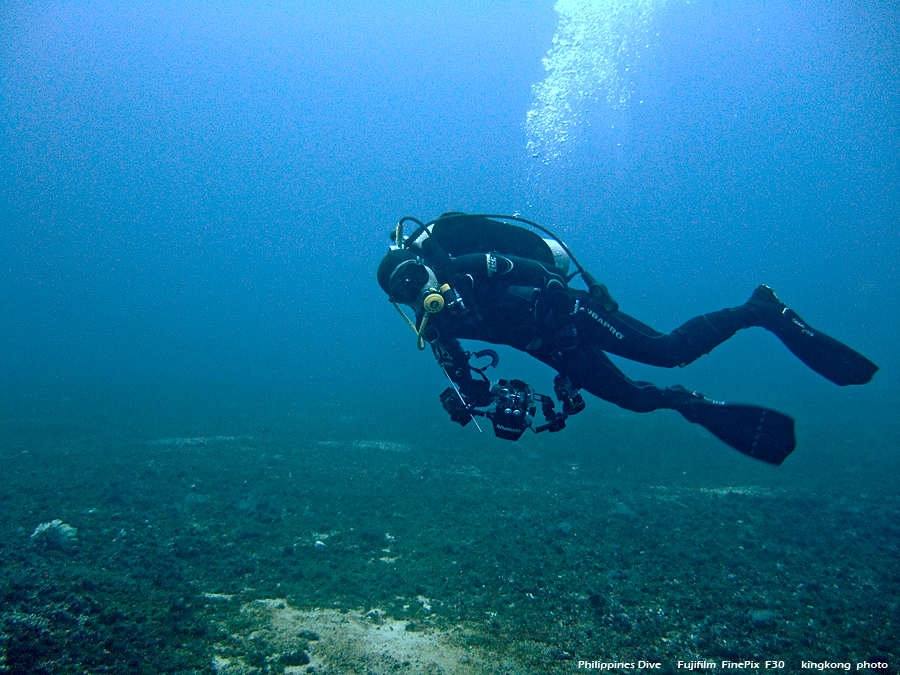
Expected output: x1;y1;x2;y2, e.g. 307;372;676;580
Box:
524;0;668;164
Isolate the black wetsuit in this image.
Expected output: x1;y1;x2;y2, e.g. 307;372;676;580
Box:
423;251;756;414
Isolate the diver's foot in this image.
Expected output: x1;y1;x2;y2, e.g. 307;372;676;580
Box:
745;284;787;329
663;385;708;422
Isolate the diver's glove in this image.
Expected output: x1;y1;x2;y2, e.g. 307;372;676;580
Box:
439;387;472;426
553;374;585;416
438;379;492;427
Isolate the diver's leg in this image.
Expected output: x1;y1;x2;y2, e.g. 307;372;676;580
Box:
572;291;757;368
547;346;795;465
574;287;878;385
550;345;671;412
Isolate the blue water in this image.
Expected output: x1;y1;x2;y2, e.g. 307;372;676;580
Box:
1;1;899;669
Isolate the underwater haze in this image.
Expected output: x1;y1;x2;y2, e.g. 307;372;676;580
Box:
1;1;899;673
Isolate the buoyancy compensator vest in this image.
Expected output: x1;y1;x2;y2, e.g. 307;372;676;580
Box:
389;212;617;310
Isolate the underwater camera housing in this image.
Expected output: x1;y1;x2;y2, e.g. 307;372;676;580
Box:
439;376;576;440
487;379;535;441
438;349;579;440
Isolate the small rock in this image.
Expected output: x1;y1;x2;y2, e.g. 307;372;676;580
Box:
280;650;310;667
749;609;777;627
31;519;78;551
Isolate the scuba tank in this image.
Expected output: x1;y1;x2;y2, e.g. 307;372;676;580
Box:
403;215;570;275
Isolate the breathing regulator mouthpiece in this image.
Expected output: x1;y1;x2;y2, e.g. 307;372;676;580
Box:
422;287;445;313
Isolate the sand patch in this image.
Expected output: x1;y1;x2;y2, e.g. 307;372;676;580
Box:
213;599;520;675
649;485;782;498
317;440;414;453
148;435;249;448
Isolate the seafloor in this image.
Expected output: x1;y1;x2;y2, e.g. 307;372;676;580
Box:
1;384;897;675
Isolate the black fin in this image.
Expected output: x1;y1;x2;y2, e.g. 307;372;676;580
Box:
677;392;796;465
769;308;878;386
748;286;878;386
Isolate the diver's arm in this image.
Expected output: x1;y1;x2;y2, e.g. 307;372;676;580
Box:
430;338;491;407
451;253;567;291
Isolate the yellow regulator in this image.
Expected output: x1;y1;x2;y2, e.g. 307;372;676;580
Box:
422;290;445;313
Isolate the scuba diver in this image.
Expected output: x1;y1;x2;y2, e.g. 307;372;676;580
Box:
377;213;878;465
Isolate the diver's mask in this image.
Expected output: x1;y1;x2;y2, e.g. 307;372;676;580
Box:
387;258;441;308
